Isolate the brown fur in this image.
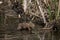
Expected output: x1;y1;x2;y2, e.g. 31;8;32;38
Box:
17;22;35;31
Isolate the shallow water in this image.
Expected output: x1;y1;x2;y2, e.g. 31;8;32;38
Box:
0;29;59;40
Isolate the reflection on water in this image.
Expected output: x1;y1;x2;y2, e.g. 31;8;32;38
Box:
0;26;60;40
1;29;60;40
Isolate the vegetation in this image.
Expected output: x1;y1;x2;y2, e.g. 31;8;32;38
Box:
0;0;60;40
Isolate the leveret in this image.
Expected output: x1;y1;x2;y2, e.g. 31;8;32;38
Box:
17;22;35;32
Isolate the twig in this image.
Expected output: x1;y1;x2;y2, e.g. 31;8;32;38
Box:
57;0;60;19
36;0;47;23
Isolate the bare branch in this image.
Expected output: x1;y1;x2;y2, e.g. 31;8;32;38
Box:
36;0;47;23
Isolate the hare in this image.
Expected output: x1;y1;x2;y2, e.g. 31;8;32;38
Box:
17;22;35;33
